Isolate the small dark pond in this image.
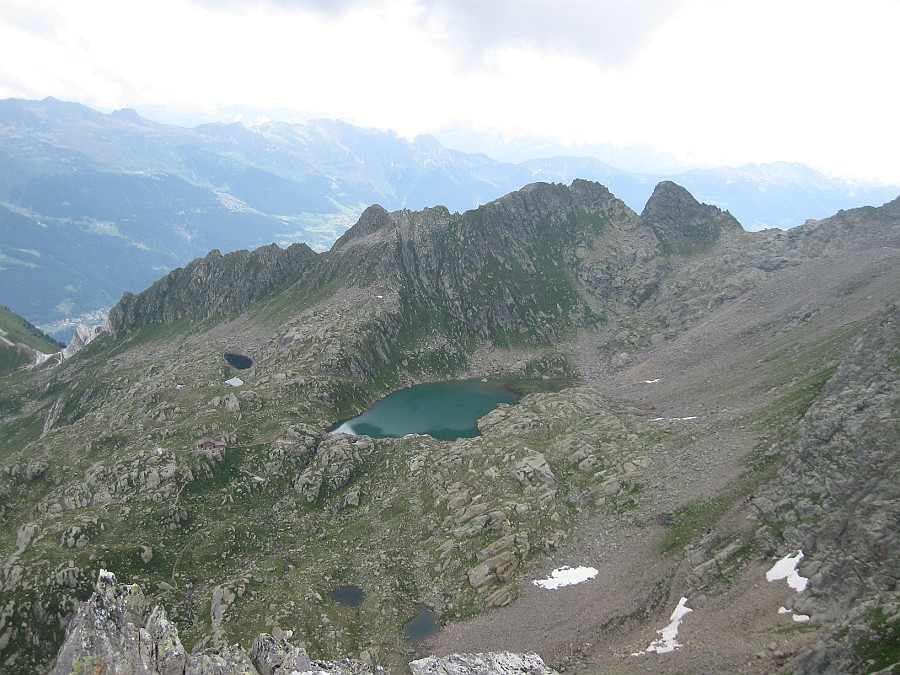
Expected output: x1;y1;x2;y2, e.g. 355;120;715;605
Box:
330;379;522;440
404;603;439;641
327;584;366;608
224;353;253;369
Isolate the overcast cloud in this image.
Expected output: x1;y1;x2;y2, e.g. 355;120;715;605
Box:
417;0;680;66
0;0;898;184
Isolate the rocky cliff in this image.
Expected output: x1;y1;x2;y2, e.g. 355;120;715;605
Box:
640;180;743;254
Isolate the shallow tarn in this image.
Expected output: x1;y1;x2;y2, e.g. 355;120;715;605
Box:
327;584;366;608
404;603;439;641
224;352;253;369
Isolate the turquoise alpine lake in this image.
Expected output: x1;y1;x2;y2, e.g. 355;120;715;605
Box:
329;379;521;440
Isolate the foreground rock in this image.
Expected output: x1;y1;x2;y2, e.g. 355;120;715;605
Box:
50;570;554;675
408;653;558;675
50;570;376;675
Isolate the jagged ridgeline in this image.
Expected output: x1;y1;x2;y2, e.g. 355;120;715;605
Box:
0;179;897;673
107;242;317;334
107;178;742;378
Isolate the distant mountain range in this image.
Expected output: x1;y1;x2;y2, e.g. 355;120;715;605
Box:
1;97;897;335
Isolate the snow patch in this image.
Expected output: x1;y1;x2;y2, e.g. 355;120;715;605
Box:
651;416;698;422
766;551;808;592
225;377;244;387
769;552;812;622
642;378;660;384
532;566;598;590
633;597;693;655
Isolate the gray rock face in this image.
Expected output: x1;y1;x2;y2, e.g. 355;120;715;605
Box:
752;307;900;672
248;634;313;675
511;454;555;486
50;568;158;675
61;322;107;359
49;570;375;675
408;652;559;675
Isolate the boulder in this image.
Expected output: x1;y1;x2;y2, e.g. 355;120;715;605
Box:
512;454;555;485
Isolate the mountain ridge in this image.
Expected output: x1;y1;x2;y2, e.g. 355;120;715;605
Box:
108;242;317;336
2;96;897;332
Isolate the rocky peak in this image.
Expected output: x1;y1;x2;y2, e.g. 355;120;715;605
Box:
641;180;743;253
109;107;149;125
61;322;107;360
567;178;622;210
334;204;396;247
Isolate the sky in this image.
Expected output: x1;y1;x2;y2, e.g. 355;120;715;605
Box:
0;0;898;184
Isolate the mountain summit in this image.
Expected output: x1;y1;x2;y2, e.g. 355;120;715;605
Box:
641;180;742;253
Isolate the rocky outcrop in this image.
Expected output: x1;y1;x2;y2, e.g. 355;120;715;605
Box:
61;322;107;359
108;242;317;335
293;434;375;503
50;569;185;675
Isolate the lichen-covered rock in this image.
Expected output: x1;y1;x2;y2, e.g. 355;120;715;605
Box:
184;644;258;674
50;569;153;674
